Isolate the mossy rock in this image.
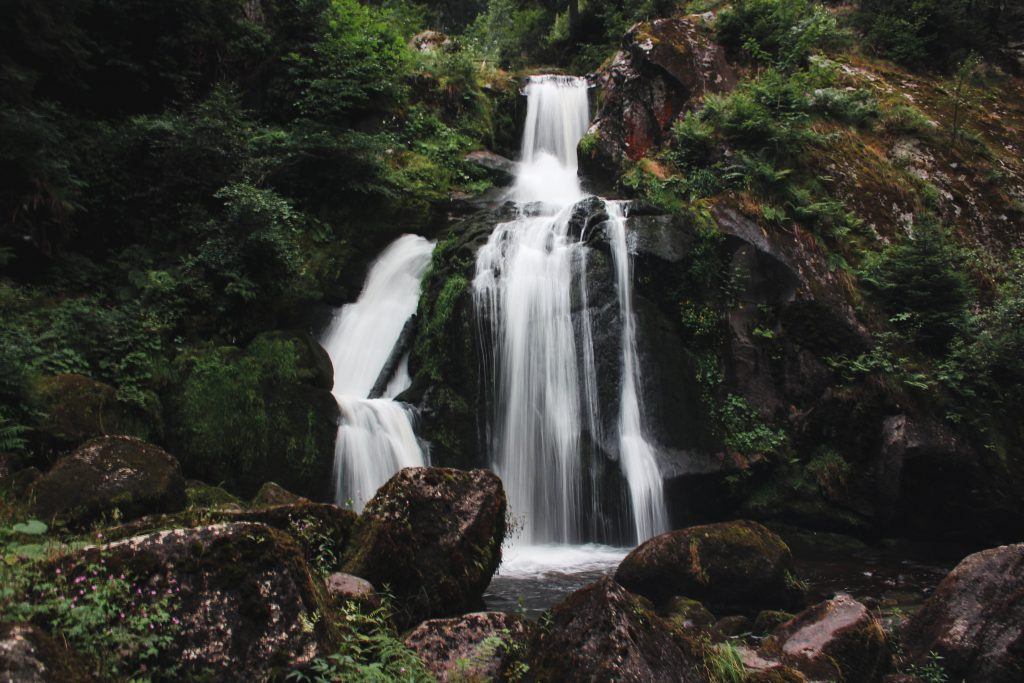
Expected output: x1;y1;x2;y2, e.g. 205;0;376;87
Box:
28;373;156;445
185;480;243;510
526;577;710;681
754;610;796;635
615;520;805;614
104;502;357;573
29;435;186;529
662;595;716;629
0;622;94;682
248;330;334;391
53;522;335;680
341;467;506;629
252;481;309;507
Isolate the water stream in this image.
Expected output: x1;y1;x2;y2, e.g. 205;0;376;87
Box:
321;234;435;510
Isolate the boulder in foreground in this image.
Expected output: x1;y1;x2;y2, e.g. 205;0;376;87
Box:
29;435;186;528
0;622;93;682
615;520;803;613
526;577;708;682
901;542;1024;683
763;594;888;682
405;611;530;682
341;467;506;628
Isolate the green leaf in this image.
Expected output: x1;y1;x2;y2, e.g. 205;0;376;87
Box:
12;519;48;535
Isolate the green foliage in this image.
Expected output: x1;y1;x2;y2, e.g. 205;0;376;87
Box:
906;651;950;683
464;0;548;68
718;394;787;455
855;0;1022;69
0;531;182;682
705;640;747;683
860;218;971;353
289;599;434;683
717;0;843;69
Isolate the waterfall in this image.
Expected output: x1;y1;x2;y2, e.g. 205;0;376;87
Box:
321;234;435;510
474;75;668;546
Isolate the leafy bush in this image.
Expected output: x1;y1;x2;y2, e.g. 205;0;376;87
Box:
717;0;843;69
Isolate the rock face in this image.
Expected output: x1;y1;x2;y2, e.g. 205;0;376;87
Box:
526;577;708;682
61;522;329;680
341;467;506;628
901;543;1024;682
29;435;186;527
251;481;309;507
0;622;93;682
29;373;153;445
615;520;801;612
465;150;517;187
764;595;888;682
582;16;736;182
404;612;530;682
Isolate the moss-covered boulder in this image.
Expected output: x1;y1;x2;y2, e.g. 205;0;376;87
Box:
762;595;889;682
615;520;803;613
184;480;243;509
663;595;717;630
404;611;531;682
28;373;155;445
58;522;331;680
526;577;709;682
29;435;186;528
0;622;93;682
252;481;309;507
901;542;1024;683
103;501;356;574
341;467;506;628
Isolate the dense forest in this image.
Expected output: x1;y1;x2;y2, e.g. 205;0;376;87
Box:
2;0;1023;681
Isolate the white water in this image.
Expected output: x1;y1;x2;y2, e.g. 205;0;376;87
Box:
321;234;435;510
474;75;668;548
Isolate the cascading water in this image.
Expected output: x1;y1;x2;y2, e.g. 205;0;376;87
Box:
474;75;668;548
321;234;435;510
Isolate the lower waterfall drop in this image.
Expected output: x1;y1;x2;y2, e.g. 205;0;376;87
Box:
321;234;435;510
474;75;668;547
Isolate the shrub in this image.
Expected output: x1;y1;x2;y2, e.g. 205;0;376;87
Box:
717;0;843;69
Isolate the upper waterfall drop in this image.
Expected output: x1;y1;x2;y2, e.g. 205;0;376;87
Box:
321;234;435;510
474;75;668;547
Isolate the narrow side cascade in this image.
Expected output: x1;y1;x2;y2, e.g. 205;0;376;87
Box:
474;75;668;546
321;234;435;510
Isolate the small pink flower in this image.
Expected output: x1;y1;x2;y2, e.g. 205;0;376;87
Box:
55;569;61;575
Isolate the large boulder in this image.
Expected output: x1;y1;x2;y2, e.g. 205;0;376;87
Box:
405;612;530;682
762;595;889;682
29;435;186;528
103;501;357;573
465;150;517;187
341;467;506;628
526;577;709;682
0;622;93;682
901;543;1024;682
615;520;802;613
582;16;736;183
57;522;330;680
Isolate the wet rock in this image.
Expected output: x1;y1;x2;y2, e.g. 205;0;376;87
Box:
465;150;517;187
58;522;329;680
763;594;889;682
405;611;530;682
341;467;506;628
663;595;717;629
252;481;309;507
526;577;708;682
29;435;186;528
325;572;380;611
901;542;1024;682
0;622;93;682
582;16;736;182
615;520;803;613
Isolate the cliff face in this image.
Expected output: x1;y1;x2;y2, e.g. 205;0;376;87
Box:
410;13;1024;546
